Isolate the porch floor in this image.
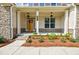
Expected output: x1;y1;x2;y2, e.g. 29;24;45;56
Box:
19;32;64;36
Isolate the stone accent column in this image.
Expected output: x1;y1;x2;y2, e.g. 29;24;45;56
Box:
75;5;79;38
0;4;12;39
36;10;39;34
64;10;69;33
17;11;21;34
10;5;13;39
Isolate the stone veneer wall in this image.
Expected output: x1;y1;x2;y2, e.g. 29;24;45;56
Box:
68;29;73;34
75;6;79;38
67;7;74;35
0;4;12;39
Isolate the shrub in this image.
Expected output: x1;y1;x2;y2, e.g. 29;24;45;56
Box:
0;35;4;43
61;38;66;43
50;33;56;36
48;33;57;39
39;36;44;43
26;39;32;43
70;38;79;43
26;36;32;43
75;39;79;42
48;35;53;40
63;32;72;40
59;34;64;37
70;39;76;43
65;32;72;37
32;32;37;35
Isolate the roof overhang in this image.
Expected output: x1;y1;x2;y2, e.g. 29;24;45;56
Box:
0;3;15;6
16;6;70;13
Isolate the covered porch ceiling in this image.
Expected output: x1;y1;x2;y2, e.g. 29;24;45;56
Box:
16;7;70;17
16;6;70;12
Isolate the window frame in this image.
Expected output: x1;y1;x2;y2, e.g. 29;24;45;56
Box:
50;17;55;28
40;3;44;6
51;3;56;6
45;17;50;28
45;17;55;28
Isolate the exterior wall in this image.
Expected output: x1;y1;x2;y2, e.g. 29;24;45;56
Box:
39;16;64;33
68;7;75;34
75;6;79;38
20;12;27;32
12;6;17;37
39;16;64;29
20;12;26;29
0;3;78;39
20;12;35;32
20;12;64;33
0;4;12;39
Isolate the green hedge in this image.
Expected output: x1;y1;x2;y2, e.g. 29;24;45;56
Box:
69;38;79;43
0;35;4;43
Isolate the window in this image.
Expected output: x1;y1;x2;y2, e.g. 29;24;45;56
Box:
23;3;27;6
34;3;39;6
62;3;67;6
45;18;49;28
16;3;22;6
40;3;44;6
23;3;29;6
45;3;50;6
45;17;55;28
29;3;33;6
50;18;55;28
51;3;56;6
57;3;61;6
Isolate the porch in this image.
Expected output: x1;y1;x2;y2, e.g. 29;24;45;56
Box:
16;7;69;34
12;5;73;38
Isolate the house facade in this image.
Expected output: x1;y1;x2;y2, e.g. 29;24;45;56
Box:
0;3;79;39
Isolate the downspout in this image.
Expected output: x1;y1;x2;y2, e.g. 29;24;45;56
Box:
10;4;13;39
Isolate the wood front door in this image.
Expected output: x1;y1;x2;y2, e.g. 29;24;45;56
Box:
27;19;33;32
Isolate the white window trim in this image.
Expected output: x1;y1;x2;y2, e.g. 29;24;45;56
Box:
45;17;55;28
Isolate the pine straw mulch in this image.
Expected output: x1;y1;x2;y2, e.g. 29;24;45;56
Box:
22;35;79;47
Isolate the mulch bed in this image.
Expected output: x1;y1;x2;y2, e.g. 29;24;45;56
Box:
22;35;79;47
22;40;79;47
0;39;15;48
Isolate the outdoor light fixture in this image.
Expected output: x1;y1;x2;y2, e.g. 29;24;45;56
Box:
26;12;35;19
27;12;30;19
50;12;53;17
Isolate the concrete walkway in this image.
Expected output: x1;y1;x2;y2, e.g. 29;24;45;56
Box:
0;40;79;55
